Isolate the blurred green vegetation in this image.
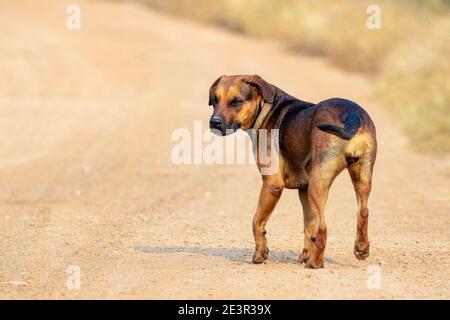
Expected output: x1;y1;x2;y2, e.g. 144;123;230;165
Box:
141;0;450;153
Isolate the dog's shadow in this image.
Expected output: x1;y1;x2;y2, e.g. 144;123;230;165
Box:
135;245;351;266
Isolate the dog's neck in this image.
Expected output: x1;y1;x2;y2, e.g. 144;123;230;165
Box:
250;87;312;132
251;101;272;131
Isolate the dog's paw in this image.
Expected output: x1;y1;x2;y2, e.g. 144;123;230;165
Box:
298;249;310;264
354;243;370;260
252;247;269;264
305;258;324;269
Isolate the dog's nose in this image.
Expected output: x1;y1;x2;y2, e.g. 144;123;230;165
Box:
210;116;223;130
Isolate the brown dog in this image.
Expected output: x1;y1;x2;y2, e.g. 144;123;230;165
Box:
208;75;377;268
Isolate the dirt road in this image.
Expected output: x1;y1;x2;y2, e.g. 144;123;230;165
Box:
0;0;448;299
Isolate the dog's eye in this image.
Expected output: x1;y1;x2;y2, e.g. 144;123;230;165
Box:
210;95;218;106
230;97;243;107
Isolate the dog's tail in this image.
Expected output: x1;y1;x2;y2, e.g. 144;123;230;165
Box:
317;112;361;140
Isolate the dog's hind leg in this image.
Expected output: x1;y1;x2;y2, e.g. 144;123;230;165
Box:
252;180;283;264
298;188;314;264
348;154;374;260
305;149;346;268
304;168;332;269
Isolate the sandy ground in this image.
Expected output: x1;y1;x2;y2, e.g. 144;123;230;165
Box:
0;0;449;299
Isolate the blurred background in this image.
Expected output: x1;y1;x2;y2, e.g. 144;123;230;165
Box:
142;0;450;154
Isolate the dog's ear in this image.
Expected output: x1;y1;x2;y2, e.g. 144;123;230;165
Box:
209;75;225;106
242;75;275;104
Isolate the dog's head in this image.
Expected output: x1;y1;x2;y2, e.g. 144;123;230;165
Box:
208;75;275;136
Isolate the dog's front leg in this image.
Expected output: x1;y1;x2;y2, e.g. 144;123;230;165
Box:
252;181;283;264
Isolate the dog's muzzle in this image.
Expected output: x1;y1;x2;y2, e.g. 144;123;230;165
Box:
210;116;240;136
210;116;223;130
